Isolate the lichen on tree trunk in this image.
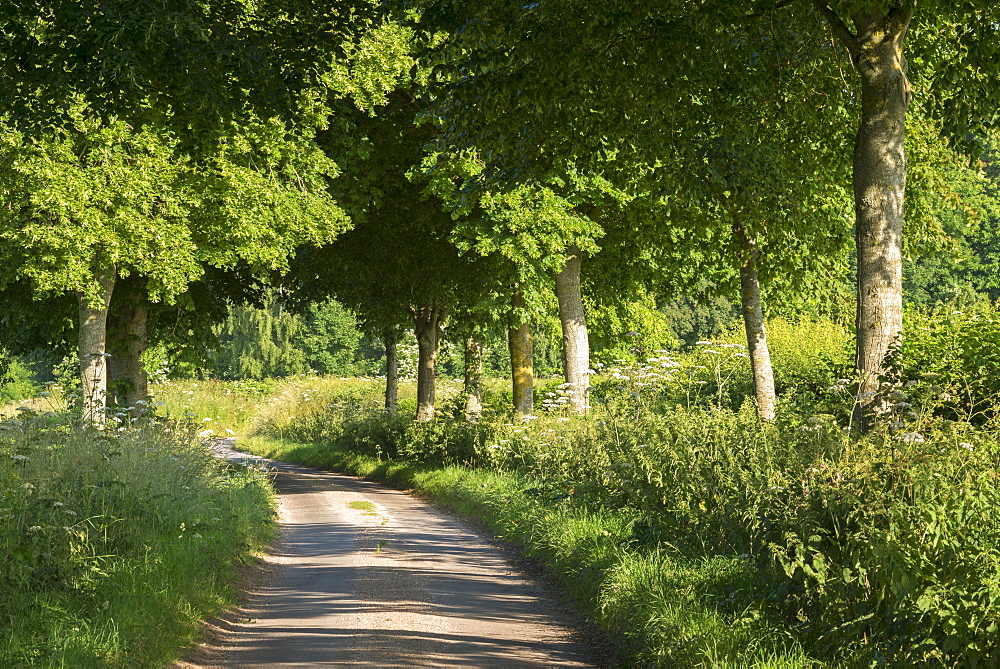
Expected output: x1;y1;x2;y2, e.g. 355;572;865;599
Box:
77;255;116;426
384;326;399;415
508;289;534;417
732;221;776;421
411;304;446;422
555;246;590;414
463;335;484;421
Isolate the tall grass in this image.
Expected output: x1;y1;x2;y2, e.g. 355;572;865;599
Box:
0;411;276;666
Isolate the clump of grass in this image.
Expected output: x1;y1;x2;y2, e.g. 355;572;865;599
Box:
0;411;276;666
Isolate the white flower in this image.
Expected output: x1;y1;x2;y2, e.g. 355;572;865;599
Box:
959;442;974;451
695;340;713;345
898;432;925;444
197;429;215;438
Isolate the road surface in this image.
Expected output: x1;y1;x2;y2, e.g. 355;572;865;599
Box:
182;440;601;667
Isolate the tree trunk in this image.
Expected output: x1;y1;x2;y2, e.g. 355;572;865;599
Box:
77;256;116;426
411;304;446;422
815;4;912;430
384;326;399;416
733;221;776;421
463;335;484;421
508;289;534;417
554;245;590;414
107;276;150;410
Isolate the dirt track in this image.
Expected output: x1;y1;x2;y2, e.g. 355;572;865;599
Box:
183;441;600;667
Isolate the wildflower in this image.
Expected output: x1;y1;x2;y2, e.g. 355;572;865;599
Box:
197;429;215;438
898;432;925;444
28;525;41;532
695;340;714;345
887;390;908;402
21;482;35;492
959;442;974;451
10;454;28;462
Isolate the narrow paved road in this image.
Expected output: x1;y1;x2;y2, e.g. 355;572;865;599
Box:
185;441;599;667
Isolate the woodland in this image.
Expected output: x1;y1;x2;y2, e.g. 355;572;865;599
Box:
3;0;1000;666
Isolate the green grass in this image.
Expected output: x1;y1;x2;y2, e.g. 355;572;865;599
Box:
0;412;277;666
153;377;280;436
348;500;376;511
242;433;811;667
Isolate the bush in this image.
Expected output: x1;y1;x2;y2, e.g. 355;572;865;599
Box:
0;356;41;403
887;301;1000;421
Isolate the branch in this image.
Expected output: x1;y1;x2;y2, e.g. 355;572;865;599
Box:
746;0;797;20
888;1;916;41
812;0;861;54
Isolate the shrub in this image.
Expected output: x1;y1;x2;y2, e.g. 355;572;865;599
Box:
0;356;41;403
887;302;1000;421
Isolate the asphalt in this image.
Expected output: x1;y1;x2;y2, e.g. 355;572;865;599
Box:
185;440;599;668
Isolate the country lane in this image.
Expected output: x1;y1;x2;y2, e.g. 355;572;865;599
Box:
180;439;601;668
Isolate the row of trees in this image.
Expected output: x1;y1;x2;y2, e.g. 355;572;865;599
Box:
1;1;998;428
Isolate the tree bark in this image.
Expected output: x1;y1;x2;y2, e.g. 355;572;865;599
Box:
554;245;590;414
815;3;913;430
508;289;534;417
732;221;776;421
107;276;150;410
383;326;399;416
463;335;484;421
411;304;446;422
77;256;116;426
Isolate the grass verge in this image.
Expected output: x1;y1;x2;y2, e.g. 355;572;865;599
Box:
0;414;277;666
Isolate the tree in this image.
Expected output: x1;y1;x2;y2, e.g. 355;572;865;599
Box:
407;0;1000;426
413;5;855;420
290;90;498;421
0;106;345;421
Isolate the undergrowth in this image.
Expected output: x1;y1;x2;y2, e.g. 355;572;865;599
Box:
0;411;276;666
